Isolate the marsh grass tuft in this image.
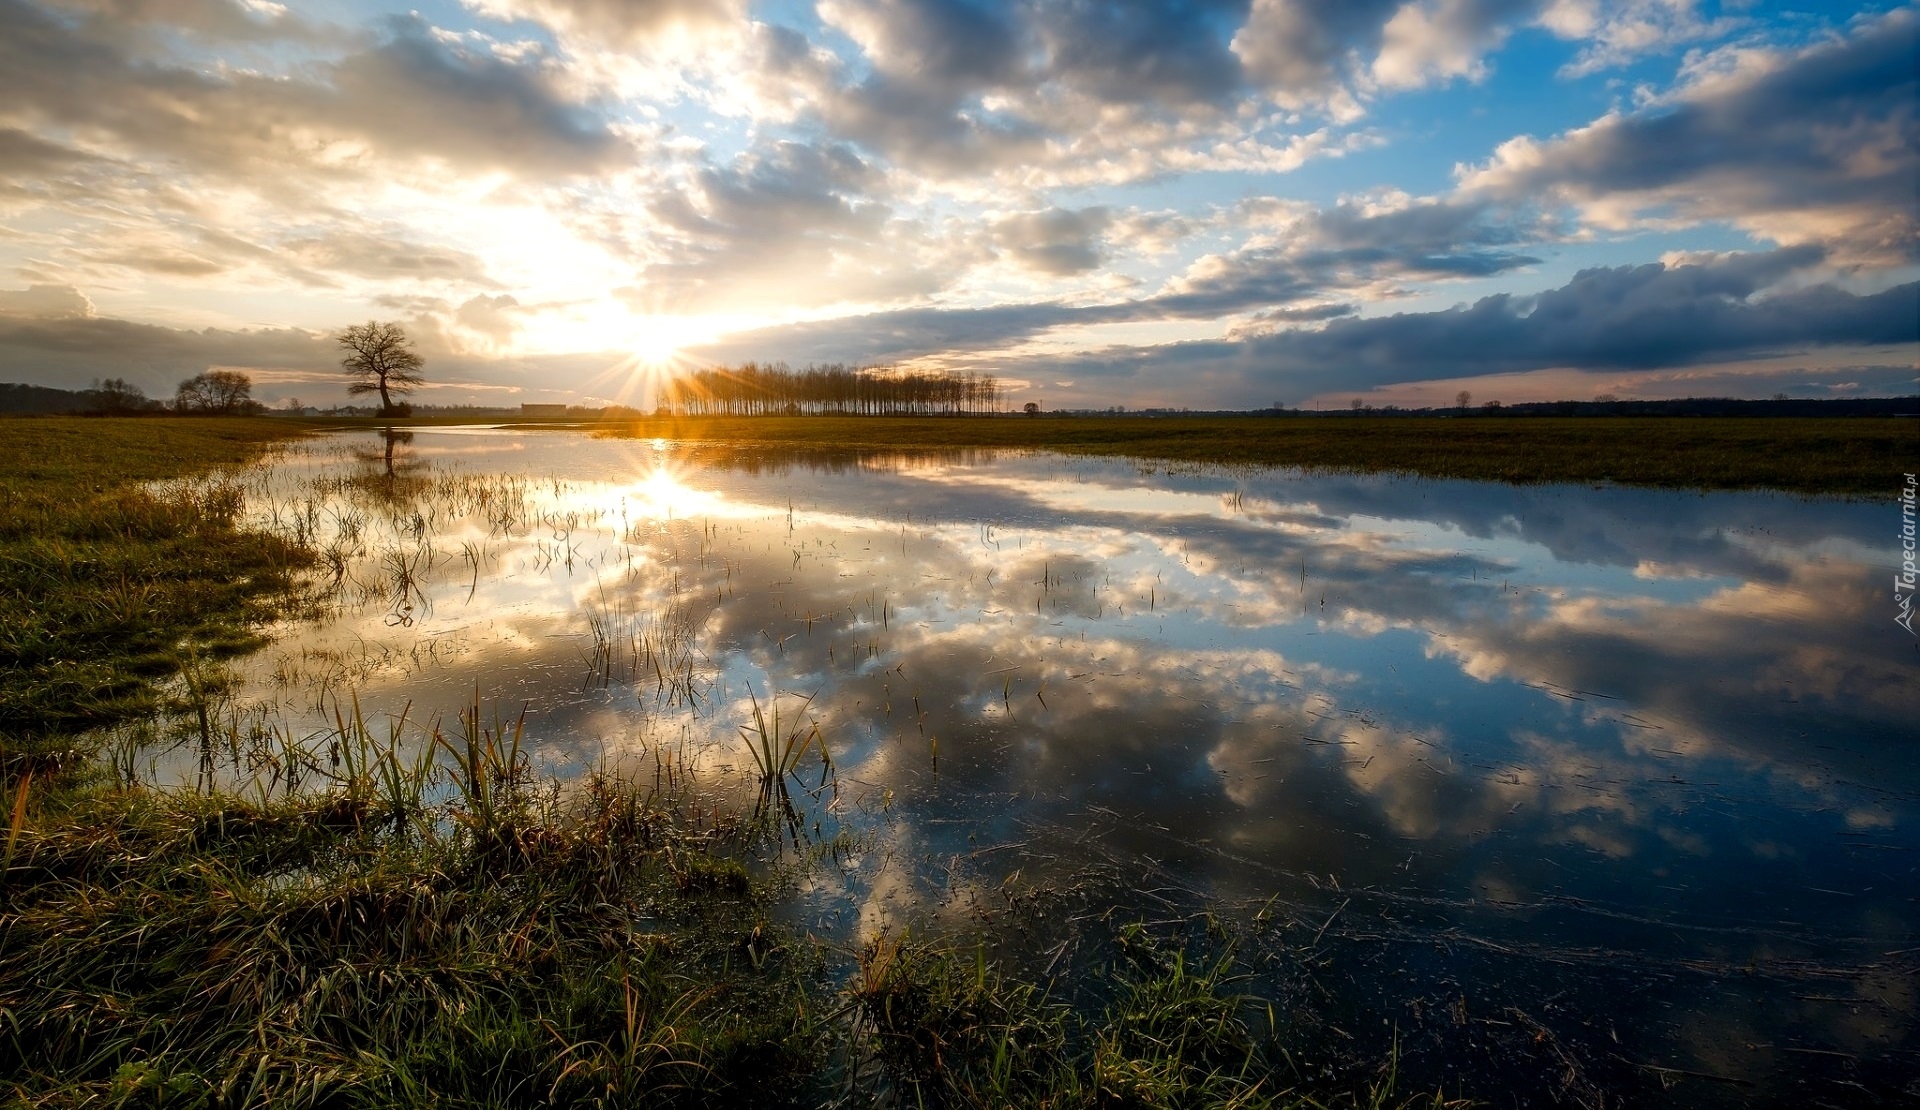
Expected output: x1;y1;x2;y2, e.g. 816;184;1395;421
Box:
737;683;834;832
845;930;1454;1110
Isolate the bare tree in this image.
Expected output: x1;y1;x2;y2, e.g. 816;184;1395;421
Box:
337;321;425;415
1455;390;1472;411
89;377;151;414
174;370;256;414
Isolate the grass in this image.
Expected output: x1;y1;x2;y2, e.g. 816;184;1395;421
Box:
0;417;314;747
847;929;1464;1110
580;414;1917;495
0;414;1468;1107
2;759;822;1107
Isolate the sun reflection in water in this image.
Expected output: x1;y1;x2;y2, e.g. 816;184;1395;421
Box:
627;462;723;521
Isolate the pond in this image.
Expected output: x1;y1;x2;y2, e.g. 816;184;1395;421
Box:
155;426;1917;1105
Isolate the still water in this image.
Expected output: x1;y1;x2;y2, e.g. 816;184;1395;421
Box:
179;427;1916;1105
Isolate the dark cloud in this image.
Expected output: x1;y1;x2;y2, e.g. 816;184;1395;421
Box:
690;195;1554;364
1462;8;1920;263
991;207;1114;275
1032;0;1249;107
1040;249;1920;402
1230;0;1549;98
0;127;98;176
1231;0;1400;96
794;0;1353;180
0;308;331;394
322;15;623;175
826;0;1025;86
55;0;315;42
817;72;1051;175
0;0;627;185
1155;197;1545;316
281;229;500;287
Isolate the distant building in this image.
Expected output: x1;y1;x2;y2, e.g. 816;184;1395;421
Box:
520;403;569;417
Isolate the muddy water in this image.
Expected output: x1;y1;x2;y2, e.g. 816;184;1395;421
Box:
189;427;1915;1105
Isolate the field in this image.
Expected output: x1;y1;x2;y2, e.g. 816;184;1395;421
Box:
553;415;1909;494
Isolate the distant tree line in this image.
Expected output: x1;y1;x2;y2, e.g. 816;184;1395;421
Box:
1262;396;1918;418
0;373;267;416
657;363;1003;416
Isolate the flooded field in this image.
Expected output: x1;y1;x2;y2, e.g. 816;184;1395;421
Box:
142;426;1915;1105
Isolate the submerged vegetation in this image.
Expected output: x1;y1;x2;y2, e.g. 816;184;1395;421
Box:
1;414;1463;1107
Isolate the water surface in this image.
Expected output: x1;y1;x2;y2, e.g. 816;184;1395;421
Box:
182;427;1916;1105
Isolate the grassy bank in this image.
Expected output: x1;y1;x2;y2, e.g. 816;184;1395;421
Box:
582;415;1913;494
0;417;315;745
0;415;1448;1108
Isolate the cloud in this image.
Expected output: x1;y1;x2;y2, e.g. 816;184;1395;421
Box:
747;0;1375;187
819;0;1025;88
0;127;100;179
690;300;1135;366
54;0;313;41
0;306;331;394
1027;249;1920;404
629;139;974;313
1232;0;1398;100
0;283;94;318
462;0;742;48
0;0;629;185
690;193;1556;365
991;207;1115;276
320;15;626;176
1030;0;1249;108
1371;0;1529;90
1234;0;1537;104
1162;195;1546;311
1459;8;1920;263
1538;0;1742;78
281;230;500;286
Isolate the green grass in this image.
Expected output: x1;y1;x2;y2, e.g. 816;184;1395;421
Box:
579;414;1914;494
2;766;822;1107
0;417;315;747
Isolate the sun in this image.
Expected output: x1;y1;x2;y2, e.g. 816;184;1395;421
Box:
581;318;706;411
629;329;688;370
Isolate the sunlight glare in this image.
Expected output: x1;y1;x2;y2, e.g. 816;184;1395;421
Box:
627;463;723;521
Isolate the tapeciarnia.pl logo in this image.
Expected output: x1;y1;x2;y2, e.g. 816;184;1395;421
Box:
1898;473;1917;635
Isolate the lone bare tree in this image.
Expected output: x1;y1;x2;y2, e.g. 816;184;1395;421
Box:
337;321;424;416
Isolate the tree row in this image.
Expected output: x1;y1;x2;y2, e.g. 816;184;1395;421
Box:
657;364;1003;416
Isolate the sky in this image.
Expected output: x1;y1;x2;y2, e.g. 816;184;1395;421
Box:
0;0;1914;410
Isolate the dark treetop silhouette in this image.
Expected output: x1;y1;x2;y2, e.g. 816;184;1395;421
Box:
174;369;255;414
337;321;425;415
